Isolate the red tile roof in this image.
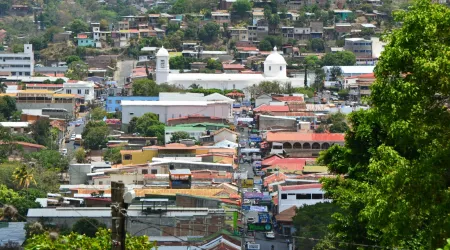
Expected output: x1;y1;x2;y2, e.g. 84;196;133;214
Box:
253;104;290;112
43;73;65;78
262;157;316;167
346;73;375;79
279;183;322;191
0;141;46;149
26;84;63;88
261;154;284;165
275;205;296;222
263;172;287;186
77;34;88;39
236;46;259;51
272;96;304;102
222;64;245;70
266;132;345;142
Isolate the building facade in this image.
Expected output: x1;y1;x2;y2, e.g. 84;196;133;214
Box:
0;44;34;76
63;81;95;102
105;96;159;112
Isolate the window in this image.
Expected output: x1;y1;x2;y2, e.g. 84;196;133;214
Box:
85;89;89;94
151;169;157;174
108;100;112;104
129;112;134;115
312;194;323;199
99;181;103;185
296;193;311;199
160;60;165;68
281;194;287;199
280;66;282;71
25;72;30;76
115;100;121;104
141;169;148;174
124;154;132;160
77;89;81;94
269;66;271;71
66;89;71;94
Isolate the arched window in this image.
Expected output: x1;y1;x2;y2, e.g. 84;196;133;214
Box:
312;143;320;149
280;66;282;71
283;142;292;149
321;143;330;149
293;142;302;149
269;66;271;71
303;143;311;149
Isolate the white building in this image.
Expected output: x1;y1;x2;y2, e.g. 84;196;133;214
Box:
278;184;331;213
155;46;304;91
164;126;206;143
62;81;95;102
322;66;375;81
121;100;232;125
0;44;34;77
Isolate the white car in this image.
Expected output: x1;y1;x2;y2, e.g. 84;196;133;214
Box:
243;199;251;204
61;148;68;154
247;217;255;223
70;135;76;141
265;231;276;239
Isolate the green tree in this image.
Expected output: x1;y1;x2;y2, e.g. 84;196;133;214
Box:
166;22;180;35
132;79;159;96
65;55;81;65
198;22;220;43
321;51;356;66
171;0;187;13
30;119;51;147
206;59;223;70
25;150;69;171
0;185;41;221
258;81;282;94
75;147;86;163
258;39;272;51
82;122;109;150
0;95;17;120
318;1;450;248
90;107;107;120
134;113;165;143
293;203;341;250
170;131;191;143
310;38;325;52
232;0;252;17
12;165;36;190
72;218;106;237
66;60;89;80
103;146;123;164
68;19;90;35
26;228;155;249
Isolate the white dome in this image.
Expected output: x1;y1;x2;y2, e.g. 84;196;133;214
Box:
156;46;169;57
264;47;287;65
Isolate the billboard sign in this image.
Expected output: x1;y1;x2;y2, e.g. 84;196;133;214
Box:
244;192;264;199
255;171;265;176
247;223;273;232
242;179;254;188
258;213;270;223
242;205;268;212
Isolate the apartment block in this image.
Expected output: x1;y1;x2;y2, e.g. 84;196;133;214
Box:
0;44;34;77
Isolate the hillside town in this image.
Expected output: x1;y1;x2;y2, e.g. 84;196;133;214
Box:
0;0;450;249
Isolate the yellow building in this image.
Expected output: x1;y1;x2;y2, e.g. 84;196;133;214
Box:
121;143;236;165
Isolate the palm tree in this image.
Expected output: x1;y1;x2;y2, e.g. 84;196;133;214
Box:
12;165;36;190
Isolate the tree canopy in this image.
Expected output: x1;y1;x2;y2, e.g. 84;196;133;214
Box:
321;51;356;66
25;228;155;249
231;0;252;17
317;1;450;248
129;113;165;143
132;79;159;96
170;131;191;143
82;121;109;150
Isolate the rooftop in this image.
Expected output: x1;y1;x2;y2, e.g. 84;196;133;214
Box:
266;132;345;142
253;104;290;112
279;183;322;191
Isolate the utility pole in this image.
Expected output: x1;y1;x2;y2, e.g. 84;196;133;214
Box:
111;181;126;250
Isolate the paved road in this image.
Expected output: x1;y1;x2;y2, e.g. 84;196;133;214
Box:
114;60;136;87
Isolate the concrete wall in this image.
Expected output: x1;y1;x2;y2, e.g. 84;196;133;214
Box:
259;115;296;131
176;194;221;208
16;103;76;119
68;164;92;184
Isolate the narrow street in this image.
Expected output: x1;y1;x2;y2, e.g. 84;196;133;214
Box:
114;60;136;87
235;111;289;250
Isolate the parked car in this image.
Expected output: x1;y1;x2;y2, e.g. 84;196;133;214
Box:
265;231;276;239
247;217;255;223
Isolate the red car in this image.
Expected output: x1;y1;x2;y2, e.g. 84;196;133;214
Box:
75;123;81;127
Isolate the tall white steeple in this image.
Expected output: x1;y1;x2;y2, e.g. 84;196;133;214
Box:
155;46;170;84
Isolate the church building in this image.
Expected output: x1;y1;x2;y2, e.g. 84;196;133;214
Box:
155;46;304;90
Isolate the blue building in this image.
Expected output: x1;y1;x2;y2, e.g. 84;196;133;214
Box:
105;96;159;112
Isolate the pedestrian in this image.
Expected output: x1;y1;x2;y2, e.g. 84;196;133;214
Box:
286;239;290;247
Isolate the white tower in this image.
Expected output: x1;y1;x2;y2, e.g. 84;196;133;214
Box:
263;47;287;78
155;46;170;84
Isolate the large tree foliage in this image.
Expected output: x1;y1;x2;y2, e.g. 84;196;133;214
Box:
321;51;356;66
129;113;165;143
25;228;155;249
170;131;191;143
0;185;41;221
132;79;159;96
82;121;109;150
293;203;341;250
72;218;106;237
31;119;51;147
198;22;220;43
231;0;252;17
0;96;17;120
318;1;450;249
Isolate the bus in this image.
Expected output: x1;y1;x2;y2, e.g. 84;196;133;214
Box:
74;134;82;145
